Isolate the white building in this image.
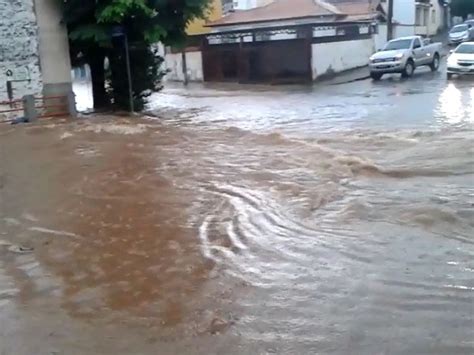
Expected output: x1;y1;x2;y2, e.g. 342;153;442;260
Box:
375;0;448;49
232;0;273;9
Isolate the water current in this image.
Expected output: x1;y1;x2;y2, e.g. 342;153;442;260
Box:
0;74;473;354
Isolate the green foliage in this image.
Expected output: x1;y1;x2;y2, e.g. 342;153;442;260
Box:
108;45;165;111
69;24;111;44
62;0;212;48
451;0;474;20
61;0;211;109
98;0;155;23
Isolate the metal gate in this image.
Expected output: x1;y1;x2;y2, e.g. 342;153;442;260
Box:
203;39;311;84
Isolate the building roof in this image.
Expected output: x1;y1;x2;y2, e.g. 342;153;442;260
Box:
335;1;374;16
335;0;384;21
207;0;382;28
207;0;343;27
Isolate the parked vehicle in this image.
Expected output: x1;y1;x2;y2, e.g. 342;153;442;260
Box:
369;36;442;80
464;19;474;28
447;42;474;79
448;24;473;46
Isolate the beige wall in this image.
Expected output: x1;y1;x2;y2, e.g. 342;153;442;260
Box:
187;0;223;35
34;0;72;94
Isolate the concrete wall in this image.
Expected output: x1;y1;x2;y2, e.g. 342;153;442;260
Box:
375;24;416;51
395;25;417;38
374;24;387;51
234;0;272;9
374;24;388;51
165;51;204;82
311;39;374;79
34;0;73;96
431;0;445;33
380;0;416;26
0;0;43;101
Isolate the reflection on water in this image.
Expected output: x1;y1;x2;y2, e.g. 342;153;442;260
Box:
439;83;464;124
438;83;474;125
471;87;474;122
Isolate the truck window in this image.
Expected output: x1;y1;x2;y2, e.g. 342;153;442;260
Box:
413;38;422;49
383;39;412;51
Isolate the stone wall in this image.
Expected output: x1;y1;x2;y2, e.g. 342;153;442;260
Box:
0;0;43;102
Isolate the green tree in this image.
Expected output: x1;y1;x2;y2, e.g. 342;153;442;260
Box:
451;0;474;20
61;0;211;110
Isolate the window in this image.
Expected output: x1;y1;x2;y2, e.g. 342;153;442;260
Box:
384;39;412;50
413;38;422;49
455;44;474;54
450;24;469;33
416;7;423;25
432;9;436;24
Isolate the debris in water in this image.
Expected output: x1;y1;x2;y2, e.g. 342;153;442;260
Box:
0;240;34;253
7;245;34;254
60;132;74;140
29;226;81;238
10;116;29;125
209;317;233;335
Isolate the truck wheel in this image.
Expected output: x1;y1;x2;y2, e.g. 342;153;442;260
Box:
430;54;440;71
401;60;415;78
370;72;383;81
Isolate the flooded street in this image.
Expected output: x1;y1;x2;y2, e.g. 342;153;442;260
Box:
1;68;474;354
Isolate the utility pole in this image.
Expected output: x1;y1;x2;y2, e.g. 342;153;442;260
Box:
387;0;394;42
181;50;189;86
123;34;134;113
111;26;134;113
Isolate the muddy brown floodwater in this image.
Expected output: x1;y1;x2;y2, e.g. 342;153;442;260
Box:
1;79;474;355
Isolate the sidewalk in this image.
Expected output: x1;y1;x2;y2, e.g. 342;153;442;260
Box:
321;66;371;85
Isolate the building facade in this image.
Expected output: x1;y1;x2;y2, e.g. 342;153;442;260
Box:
166;0;380;83
375;0;449;49
0;0;72;102
164;0;225;81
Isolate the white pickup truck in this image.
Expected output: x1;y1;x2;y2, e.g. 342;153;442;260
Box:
369;36;442;80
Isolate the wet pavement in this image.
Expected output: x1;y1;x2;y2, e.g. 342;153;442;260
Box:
1;61;473;354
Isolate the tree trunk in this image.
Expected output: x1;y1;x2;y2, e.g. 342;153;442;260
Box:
88;49;109;109
109;46;126;110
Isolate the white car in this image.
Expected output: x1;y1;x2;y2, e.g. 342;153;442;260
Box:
447;42;474;79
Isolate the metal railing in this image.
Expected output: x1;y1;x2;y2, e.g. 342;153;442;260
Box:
0;91;77;124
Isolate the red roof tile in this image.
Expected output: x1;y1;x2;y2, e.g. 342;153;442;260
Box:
207;0;342;27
